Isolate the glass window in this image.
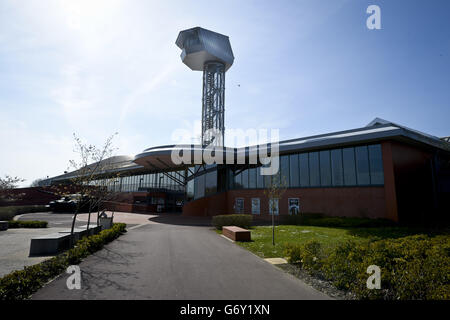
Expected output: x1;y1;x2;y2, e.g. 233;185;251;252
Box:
264;164;273;188
193;177;198;199
257;166;264;188
280;155;290;187
195;165;203;173
228;169;234;190
234;170;242;189
299;153;309;187
289;154;299;188
186;179;194;201
235;198;244;214
368;144;384;184
264;172;271;188
343;147;357;186
331;149;344;186
205;170;217;196
355;146;370;185
320;150;331;186
249;167;257;189
194;173;205;199
251;198;260;214
165;174;169;188
242;168;249;189
309;152;320;187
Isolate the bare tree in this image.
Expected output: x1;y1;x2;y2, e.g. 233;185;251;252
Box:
30;178;44;187
0;175;25;203
85;172;122;229
55;133;119;236
263;172;287;246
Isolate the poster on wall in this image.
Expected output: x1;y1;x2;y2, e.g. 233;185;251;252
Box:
251;198;260;215
269;198;279;215
235;198;244;213
288;198;300;215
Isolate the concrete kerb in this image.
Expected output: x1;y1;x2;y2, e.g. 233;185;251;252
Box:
0;221;8;231
29;233;72;256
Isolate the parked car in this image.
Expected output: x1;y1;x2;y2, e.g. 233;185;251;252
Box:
49;194;96;213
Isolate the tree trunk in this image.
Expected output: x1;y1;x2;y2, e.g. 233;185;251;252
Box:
87;200;92;229
272;207;275;246
70;212;77;235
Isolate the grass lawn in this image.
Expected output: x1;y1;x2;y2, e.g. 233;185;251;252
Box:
224;225;445;259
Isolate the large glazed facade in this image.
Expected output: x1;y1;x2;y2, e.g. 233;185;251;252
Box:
41;118;450;225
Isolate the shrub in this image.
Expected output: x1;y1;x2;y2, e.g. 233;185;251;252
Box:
0;223;127;300
284;233;450;300
284;241;325;274
7;220;48;228
283;215;396;228
212;214;252;230
0;205;48;221
284;243;303;264
322;241;369;291
281;213;323;225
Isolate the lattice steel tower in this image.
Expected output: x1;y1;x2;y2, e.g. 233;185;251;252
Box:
176;27;234;147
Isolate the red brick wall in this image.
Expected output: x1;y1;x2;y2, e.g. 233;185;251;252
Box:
183;186;387;219
103;191;166;213
389;141;435;224
183;192;229;216
0;187;59;206
381;142;399;222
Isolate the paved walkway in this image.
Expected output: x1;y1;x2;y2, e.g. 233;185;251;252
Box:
32;218;330;300
0;227;65;277
77;211;156;225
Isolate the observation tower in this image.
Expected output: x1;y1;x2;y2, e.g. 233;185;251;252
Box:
176;27;234;147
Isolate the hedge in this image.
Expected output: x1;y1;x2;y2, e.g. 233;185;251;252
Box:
284;234;450;300
282;214;396;228
0;205;48;221
0;223;127;300
8;220;48;228
212;214;252;230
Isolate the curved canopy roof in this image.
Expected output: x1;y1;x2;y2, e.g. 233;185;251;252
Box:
134;118;450;171
43;118;450;184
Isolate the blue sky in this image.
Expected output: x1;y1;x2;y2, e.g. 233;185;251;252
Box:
0;0;449;186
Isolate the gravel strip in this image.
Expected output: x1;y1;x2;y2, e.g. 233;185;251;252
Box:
277;263;357;300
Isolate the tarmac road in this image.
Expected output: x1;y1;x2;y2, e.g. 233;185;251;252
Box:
31;221;330;300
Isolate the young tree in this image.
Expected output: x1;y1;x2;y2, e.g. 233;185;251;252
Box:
56;133;118;236
0;175;25;203
263;172;287;246
30;178;44;187
85;171;122;229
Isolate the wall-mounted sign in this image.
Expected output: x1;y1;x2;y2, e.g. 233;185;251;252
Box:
251;198;260;215
235;198;244;214
288;198;300;215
